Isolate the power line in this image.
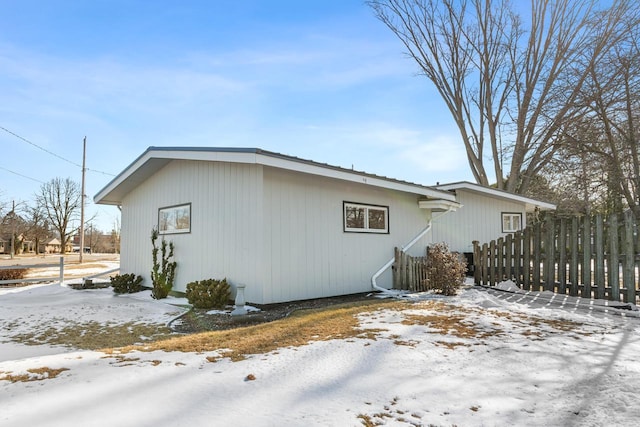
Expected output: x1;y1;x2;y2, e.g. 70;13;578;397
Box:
1;125;116;177
0;165;45;184
87;168;116;177
1;125;82;168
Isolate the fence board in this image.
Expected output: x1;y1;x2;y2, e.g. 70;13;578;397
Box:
513;232;521;284
505;234;513;281
473;212;639;305
583;217;592;298
624;211;635;303
544;218;555;292
570;217;579;296
533;222;542;291
609;214;620;301
558;218;567;294
523;227;531;290
595;215;605;300
498;237;505;282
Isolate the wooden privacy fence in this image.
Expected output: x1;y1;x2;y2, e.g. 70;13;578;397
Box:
392;247;430;292
473;212;640;304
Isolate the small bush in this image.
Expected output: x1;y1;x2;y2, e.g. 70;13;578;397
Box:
111;273;144;294
186;278;231;309
423;243;466;296
0;268;28;282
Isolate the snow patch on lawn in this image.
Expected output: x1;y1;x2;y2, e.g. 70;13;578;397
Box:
1;282;640;426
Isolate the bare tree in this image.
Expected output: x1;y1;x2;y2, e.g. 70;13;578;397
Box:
368;0;635;193
23;202;52;255
1;201;28;256
36;178;81;254
567;22;640;216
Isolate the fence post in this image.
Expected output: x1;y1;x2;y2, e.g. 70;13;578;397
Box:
393;247;399;289
472;241;480;284
544;217;555;292
505;234;513;281
489;240;496;286
624;211;635;304
569;217;579;296
532;222;542;291
59;256;64;285
595;215;605;300
497;237;504;282
513;231;522;286
582;216;592;298
523;227;531;290
558;218;567;294
481;243;488;286
609;213;620;301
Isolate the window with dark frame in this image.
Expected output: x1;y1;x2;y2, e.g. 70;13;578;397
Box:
344;202;389;234
501;212;522;233
158;203;191;235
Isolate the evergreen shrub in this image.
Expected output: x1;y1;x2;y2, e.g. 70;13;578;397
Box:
186;278;231;309
111;273;144;294
150;228;177;299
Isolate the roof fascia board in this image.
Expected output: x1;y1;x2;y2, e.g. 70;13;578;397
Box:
94;149;156;204
96;147;456;204
436;181;556;210
255;153;455;201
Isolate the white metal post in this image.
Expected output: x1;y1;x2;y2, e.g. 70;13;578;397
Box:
59;256;64;285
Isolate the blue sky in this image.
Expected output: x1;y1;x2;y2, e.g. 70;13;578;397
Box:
0;0;470;232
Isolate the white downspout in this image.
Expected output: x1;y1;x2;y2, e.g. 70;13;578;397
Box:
371;208;454;294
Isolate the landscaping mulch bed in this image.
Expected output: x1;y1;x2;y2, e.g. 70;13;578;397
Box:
171;292;378;333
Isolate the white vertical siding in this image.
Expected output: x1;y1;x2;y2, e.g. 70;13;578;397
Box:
431;189;526;253
120;160;434;304
120;160;263;302
261;167;431;303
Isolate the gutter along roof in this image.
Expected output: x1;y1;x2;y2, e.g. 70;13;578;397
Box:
94;147;458;205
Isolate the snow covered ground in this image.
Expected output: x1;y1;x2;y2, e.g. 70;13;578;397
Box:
1;279;640;427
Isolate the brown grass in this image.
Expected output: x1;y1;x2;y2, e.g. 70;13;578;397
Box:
393;299;591;351
11;321;173;350
0;367;69;383
63;263;110;271
110;299;405;361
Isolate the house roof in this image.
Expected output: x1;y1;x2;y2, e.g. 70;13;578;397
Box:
434;181;556;212
94;147;458;205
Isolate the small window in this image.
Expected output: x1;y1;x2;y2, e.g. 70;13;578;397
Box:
159;203;191;235
502;212;522;233
344;202;389;234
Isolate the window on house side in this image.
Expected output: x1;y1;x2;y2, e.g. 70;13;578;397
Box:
344;202;389;234
502;212;522;233
159;203;191;234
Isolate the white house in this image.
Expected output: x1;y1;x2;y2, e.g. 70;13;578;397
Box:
432;181;556;259
94;147;461;304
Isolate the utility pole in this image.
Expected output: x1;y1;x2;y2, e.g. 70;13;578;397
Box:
10;200;15;260
79;137;86;263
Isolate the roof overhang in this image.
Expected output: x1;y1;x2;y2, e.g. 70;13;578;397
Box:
435;181;556;212
418;199;462;212
95;147;458;205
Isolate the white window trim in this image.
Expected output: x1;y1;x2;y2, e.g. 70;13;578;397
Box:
158;203;192;235
343;201;389;234
502;212;522;233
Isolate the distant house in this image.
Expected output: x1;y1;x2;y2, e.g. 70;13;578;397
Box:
432;181;556;257
95;147;461;304
39;238;72;254
0;233;34;255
